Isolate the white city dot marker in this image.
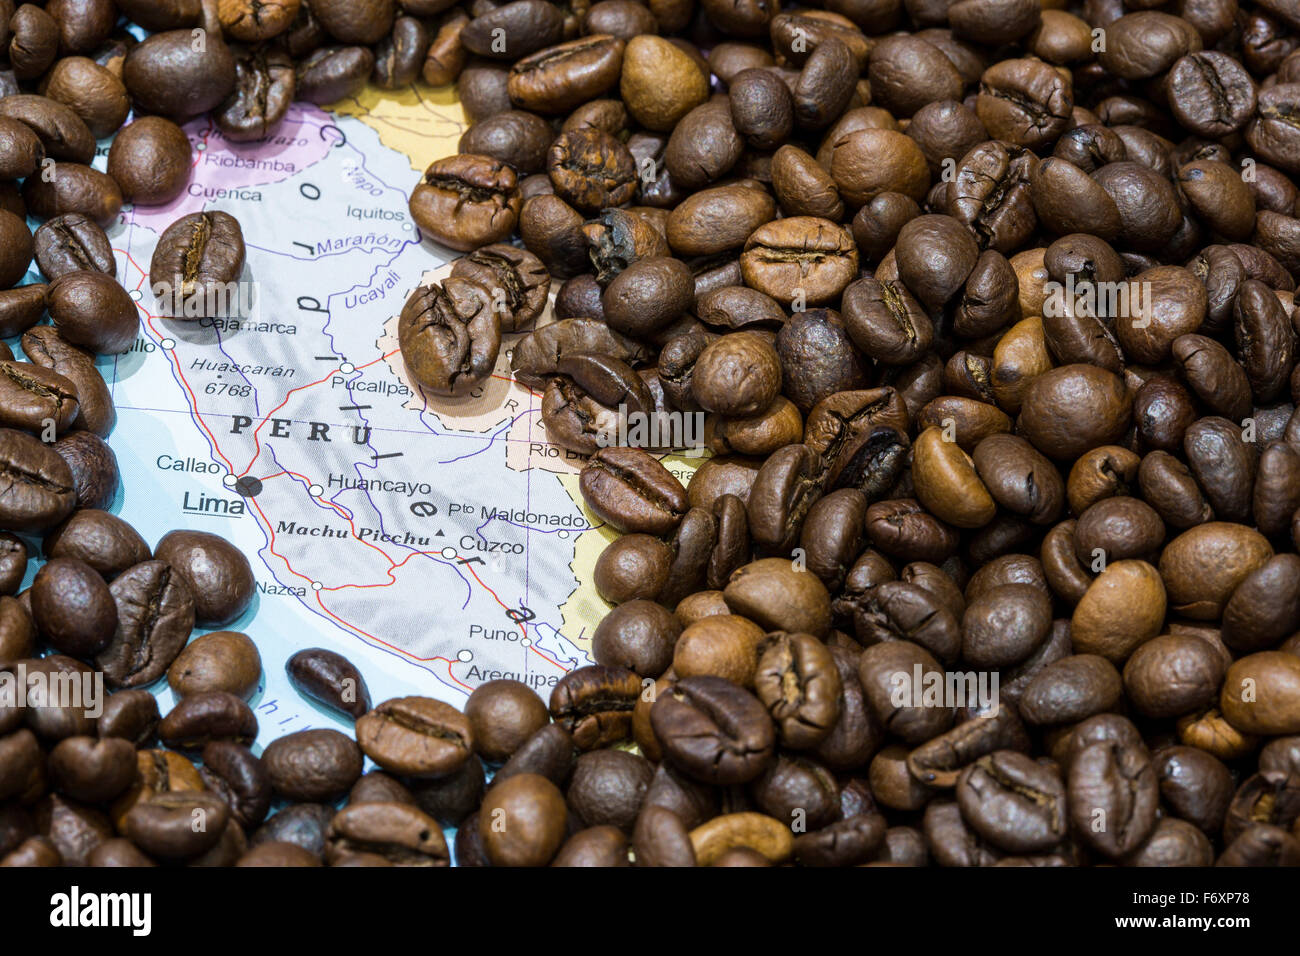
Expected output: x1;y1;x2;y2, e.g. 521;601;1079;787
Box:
440;547;457;560
402;222;412;231
457;650;473;663
196;142;206;151
339;362;355;374
521;638;532;648
222;474;237;487
161;338;176;350
309;484;323;496
129;289;143;301
311;581;322;591
558;530;569;539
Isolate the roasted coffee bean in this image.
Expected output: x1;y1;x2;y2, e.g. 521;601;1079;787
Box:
479;773;567;866
48;736;136;804
32;214;113;282
199;741;271;829
152;530;253;627
0;94;94;163
356;697;473;778
150;211;246;319
326;802;449;866
168;630;261;700
263;729;364;803
0;286;45;339
0;361;79;436
579;447;687;536
159;691;257;750
976;58;1072;149
651;676;775;785
97;560;195;688
0;428;76;531
463;679;549;763
106;116;192;206
956;751;1066;853
398;278;500;396
123;29;237;119
295;45;374;104
549;665;640;750
216;47;295;142
43;508;148;580
31;556;115;658
1068;740;1158;858
410;153;521;252
47;271;138;354
126;791;229;860
285;647;370;720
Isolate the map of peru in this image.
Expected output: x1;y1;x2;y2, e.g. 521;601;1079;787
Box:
71;94;641;744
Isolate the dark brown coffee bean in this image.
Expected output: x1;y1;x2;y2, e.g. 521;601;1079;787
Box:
149;211;246;319
397;277;501;396
159;691;257;750
97;560;195;688
199;741;270;829
295;45;374;105
125;791;229;861
285;647;371;720
123;29;237;120
153;529;254;627
463;679;548;763
48;735;136;804
356;696;473;777
32;213;113;281
1068;740;1158;858
549;665;641;750
106;116;192;206
263;729;364;802
0;428;76;532
31;556;116;658
410;153;521;252
579;447;687;536
216;47;295;142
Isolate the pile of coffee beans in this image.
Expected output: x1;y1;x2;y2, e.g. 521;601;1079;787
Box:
4;0;1300;867
389;0;1300;866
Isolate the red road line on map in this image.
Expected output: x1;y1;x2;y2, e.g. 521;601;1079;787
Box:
118;245;570;678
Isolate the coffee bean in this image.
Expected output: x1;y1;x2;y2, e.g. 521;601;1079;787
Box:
1067;740;1158;858
97;560;195;688
549;664;641;750
159;691;257;750
397;278;501;396
463;679;548;762
199;741;271;830
409;153;521;252
479;772;567;866
285;647;371;720
326;801;449;866
168;630;261;700
296;45;374;104
216;47;296;142
123;28;237;119
31;556;115;658
149;211;247;319
153;529;254;627
356;696;473;777
106;116;192;205
263;729;364;802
